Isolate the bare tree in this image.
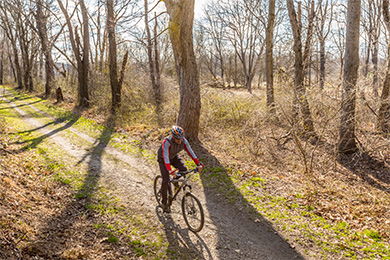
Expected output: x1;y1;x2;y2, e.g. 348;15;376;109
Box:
202;4;227;88
338;0;361;154
376;0;390;132
0;36;4;85
35;0;55;98
266;0;276;113
58;0;90;108
362;0;381;98
218;0;265;93
163;0;201;140
107;0;129;113
0;2;23;89
144;0;162;120
332;9;346;80
316;0;334;90
286;0;316;137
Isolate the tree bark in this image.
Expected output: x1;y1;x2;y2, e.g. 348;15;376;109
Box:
58;0;90;108
107;0;129;113
338;0;361;154
0;39;4;85
164;0;200;141
145;0;162;113
107;0;119;112
377;0;390;132
266;0;276;114
287;0;316;137
36;0;55;98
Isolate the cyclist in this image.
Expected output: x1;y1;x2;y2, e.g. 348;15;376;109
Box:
157;125;204;213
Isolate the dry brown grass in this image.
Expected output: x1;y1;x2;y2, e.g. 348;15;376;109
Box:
21;68;390;257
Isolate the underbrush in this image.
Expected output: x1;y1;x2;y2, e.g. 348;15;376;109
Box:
198;80;390;258
5;70;390;258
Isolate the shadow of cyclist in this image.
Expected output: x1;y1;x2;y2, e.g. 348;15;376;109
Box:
155;206;213;260
192;143;305;260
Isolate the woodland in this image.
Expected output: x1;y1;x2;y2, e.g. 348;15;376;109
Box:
1;0;390;259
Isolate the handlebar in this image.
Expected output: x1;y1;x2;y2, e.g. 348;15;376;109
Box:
175;168;198;178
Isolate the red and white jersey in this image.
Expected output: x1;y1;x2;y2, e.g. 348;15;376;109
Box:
157;135;200;171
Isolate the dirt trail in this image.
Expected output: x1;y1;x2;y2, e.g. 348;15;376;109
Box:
1;87;307;260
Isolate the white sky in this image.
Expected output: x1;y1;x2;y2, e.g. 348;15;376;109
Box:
194;0;207;18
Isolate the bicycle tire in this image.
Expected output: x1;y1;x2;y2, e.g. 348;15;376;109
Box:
154;175;163;207
181;192;204;232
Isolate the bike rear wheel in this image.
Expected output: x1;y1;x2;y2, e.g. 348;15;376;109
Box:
154;175;163;207
181;192;204;232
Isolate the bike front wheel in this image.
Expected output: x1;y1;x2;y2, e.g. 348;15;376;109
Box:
181;192;204;232
154;175;163;207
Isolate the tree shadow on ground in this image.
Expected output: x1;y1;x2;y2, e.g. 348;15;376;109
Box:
155;207;213;260
75;124;113;201
193;143;305;260
21;117;137;259
311;137;390;195
0;99;41;111
15;114;81;151
337;152;390;194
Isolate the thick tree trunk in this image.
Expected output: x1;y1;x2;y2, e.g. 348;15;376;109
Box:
164;0;200;141
338;0;361;154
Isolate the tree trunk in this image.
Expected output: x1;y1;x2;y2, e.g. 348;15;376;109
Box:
79;0;90;107
36;0;55;98
287;0;315;137
319;38;325;89
377;0;390;132
0;40;4;85
372;42;379;98
58;0;90;108
266;0;276;114
376;54;390;132
107;0;120;112
11;41;23;89
338;0;361;154
154;13;163;124
145;0;161;112
164;0;200;141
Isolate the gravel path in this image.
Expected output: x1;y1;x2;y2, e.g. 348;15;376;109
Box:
1;87;307;260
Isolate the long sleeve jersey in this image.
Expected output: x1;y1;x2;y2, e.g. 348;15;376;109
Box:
157;135;200;172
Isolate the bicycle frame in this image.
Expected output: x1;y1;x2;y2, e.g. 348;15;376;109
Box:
168;168;197;204
154;167;205;232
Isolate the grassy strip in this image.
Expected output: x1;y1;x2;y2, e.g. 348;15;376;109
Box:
2;86;156;162
202;166;390;259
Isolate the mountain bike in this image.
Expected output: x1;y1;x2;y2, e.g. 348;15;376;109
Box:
154;168;205;233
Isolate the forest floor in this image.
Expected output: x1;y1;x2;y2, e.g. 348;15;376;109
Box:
0;85;389;259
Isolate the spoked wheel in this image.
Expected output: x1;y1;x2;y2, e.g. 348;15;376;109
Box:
154;175;163;207
181;192;204;232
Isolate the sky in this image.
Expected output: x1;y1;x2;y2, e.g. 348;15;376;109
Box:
194;0;207;18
